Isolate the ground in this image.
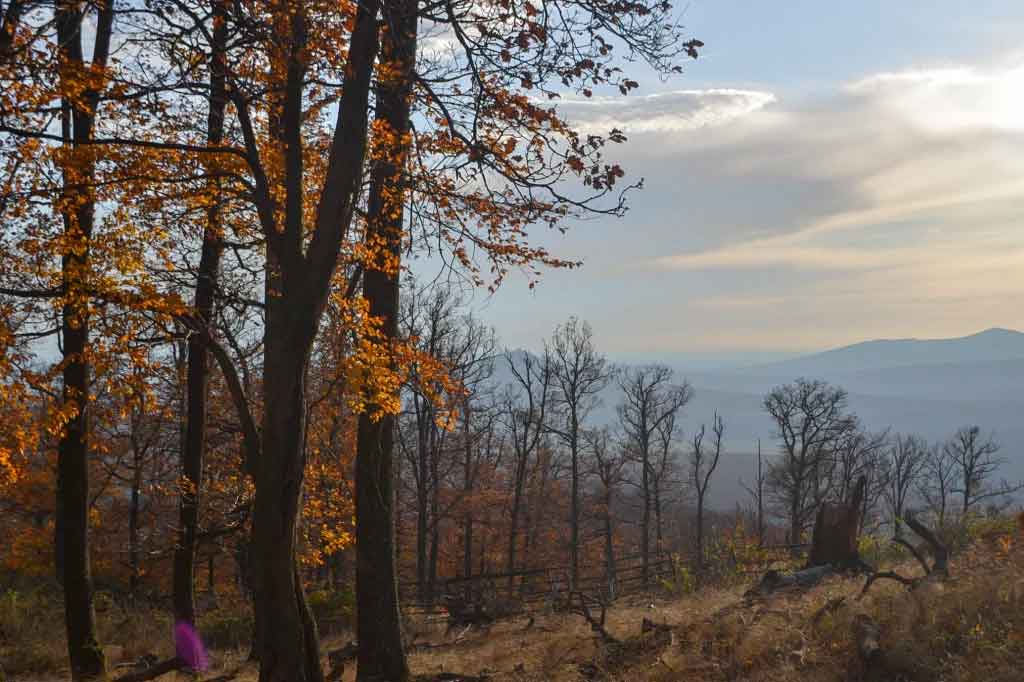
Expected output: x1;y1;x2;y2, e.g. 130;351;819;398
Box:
4;519;1023;682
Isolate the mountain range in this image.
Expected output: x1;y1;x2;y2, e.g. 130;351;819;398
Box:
508;328;1024;510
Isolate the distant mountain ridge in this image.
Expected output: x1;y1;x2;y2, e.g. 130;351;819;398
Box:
742;327;1024;376
496;329;1024;510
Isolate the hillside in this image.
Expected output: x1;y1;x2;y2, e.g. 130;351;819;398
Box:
9;518;1019;681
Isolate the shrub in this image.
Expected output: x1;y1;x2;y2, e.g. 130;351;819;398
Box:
199;612;253;651
307;587;355;634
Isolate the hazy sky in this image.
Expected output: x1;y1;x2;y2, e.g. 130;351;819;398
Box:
417;1;1024;356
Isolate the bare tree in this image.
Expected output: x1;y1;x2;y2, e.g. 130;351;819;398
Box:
763;379;856;545
585;427;628;600
502;349;553;585
917;441;957;530
617;365;692;587
740;440;767;547
831;426;890;532
688;412;724;571
944;426;1021;517
547;317;613;589
884;434;927;537
650;410;682;556
399;281;496;602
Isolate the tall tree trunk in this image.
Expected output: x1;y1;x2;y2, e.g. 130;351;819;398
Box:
461;409;473;589
569;417;579;590
129;443;142;597
428;449;440;602
654;476;663;555
695;491;704;572
254;313;323;681
174;0;227;627
54;2;113;678
603;488;616;600
415;405;429;602
355;2;417;679
506;461;525;589
641;447;651;588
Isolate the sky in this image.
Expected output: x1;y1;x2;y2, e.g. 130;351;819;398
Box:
414;1;1024;360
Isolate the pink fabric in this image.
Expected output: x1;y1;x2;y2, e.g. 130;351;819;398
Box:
174;621;210;671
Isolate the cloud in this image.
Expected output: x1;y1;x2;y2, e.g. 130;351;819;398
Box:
466;57;1024;353
846;63;1024;133
557;89;777;134
630;58;1024;269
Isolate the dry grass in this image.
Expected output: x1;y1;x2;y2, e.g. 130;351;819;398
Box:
5;523;1023;682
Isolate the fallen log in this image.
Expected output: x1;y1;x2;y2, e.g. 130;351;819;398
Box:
859;514;949;599
114;658;185;682
745;563;835;597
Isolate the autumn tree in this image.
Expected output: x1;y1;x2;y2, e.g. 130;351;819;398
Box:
617;364;692;587
547;316;612;589
173;0;230;630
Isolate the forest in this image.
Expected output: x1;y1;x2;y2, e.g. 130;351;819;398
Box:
0;1;1021;682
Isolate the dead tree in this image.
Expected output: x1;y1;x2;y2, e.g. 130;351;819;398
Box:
747;475;869;598
859;513;949;598
807;475;867;569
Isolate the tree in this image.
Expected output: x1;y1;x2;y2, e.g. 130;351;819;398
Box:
174;0;229;629
618;365;692;587
918;441;957;530
54;3;116;678
740;440;767;547
944;426;1020;518
884;434;927;537
1;0;700;678
651;410;681;555
830;426;889;531
547;317;612;589
585;427;628;600
688;412;724;571
398;281;495;602
763;379;856;545
502;349;553;585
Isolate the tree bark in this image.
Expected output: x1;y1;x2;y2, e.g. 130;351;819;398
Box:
641;442;651;588
248;0;380;677
173;0;227;627
569;417;579;589
129;442;142;597
55;2;114;678
603;489;616;600
807;475;866;568
355;2;417;679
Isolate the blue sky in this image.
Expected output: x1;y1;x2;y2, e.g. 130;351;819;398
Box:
412;1;1024;360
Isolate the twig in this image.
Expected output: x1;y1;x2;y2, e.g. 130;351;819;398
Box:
859;571;919;598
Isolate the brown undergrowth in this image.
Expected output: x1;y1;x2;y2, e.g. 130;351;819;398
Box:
5;519;1023;682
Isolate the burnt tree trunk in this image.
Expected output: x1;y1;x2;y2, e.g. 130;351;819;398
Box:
807;475;867;568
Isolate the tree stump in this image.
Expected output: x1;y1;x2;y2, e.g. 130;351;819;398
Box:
807;475;866;568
